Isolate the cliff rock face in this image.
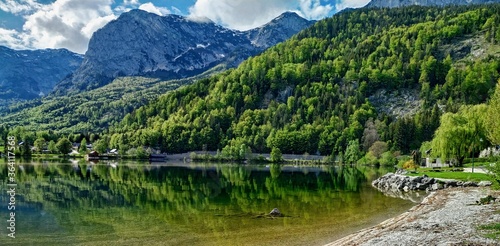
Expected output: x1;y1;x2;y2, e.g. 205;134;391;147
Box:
0;46;82;101
247;12;315;48
54;10;314;95
366;0;500;8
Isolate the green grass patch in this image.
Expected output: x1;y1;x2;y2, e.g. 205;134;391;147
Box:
478;223;500;240
407;171;491;182
463;162;491;168
417;167;463;172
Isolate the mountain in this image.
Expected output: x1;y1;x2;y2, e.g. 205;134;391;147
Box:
247;12;316;48
53;10;315;95
99;4;499;156
0;46;82;101
366;0;500;8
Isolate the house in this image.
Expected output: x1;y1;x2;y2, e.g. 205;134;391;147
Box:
85;151;100;161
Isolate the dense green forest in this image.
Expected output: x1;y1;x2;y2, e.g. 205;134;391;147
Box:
0;76;196;133
2;5;500;163
104;5;500;158
0;63;228;133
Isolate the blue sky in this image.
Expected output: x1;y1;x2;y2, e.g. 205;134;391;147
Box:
0;0;370;54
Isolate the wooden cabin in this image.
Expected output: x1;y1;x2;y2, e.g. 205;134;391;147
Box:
85;151;100;161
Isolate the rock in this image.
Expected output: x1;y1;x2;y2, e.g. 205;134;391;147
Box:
463;181;478;187
445;180;458;187
412;176;423;183
430;183;444;191
269;208;282;217
417;183;429;190
372;173;488;193
478;181;492;187
396;169;407;175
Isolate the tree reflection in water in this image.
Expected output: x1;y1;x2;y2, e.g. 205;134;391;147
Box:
0;160;412;246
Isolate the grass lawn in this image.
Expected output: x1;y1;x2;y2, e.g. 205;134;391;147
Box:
464;162;492;168
479;223;500;240
407;171;491;182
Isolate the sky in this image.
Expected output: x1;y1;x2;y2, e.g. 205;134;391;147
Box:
0;0;371;54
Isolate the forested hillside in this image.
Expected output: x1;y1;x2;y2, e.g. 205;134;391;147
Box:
99;5;500;158
3;5;500;161
0;75;204;133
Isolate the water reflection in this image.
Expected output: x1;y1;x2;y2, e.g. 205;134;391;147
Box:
0;160;413;246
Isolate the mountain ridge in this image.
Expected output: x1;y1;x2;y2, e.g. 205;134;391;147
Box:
0;46;82;104
53;10;315;95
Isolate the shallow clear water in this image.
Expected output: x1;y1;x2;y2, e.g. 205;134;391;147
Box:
0;160;416;245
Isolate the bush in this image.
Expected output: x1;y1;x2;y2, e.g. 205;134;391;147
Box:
126;147;150;159
270;147;283;163
403;160;419;171
369;141;388;158
358;152;378;165
380;151;397;166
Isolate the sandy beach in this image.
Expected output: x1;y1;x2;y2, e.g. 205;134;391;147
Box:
326;187;500;246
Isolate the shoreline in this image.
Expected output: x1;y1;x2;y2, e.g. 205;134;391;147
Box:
326;187;500;245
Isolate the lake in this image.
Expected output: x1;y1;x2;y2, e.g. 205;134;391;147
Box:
0;159;418;245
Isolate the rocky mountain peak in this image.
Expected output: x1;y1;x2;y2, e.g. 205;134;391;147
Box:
248;12;316;47
53;10;314;95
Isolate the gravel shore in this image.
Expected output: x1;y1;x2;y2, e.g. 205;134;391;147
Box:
326;187;500;246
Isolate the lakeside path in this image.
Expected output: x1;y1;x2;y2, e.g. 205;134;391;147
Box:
326;187;500;246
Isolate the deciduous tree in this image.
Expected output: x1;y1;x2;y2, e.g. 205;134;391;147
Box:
486;80;500;144
56;138;72;155
431;104;488;166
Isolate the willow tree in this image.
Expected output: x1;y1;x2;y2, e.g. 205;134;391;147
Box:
486;80;500;145
486;81;500;185
431;104;488;166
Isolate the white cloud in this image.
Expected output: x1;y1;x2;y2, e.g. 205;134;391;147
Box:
139;2;171;16
171;6;182;15
299;0;333;19
81;14;117;39
0;0;118;54
0;0;369;54
123;0;140;6
0;0;176;54
114;0;140;14
0;28;29;49
189;0;293;30
335;0;371;11
0;0;41;15
188;0;334;31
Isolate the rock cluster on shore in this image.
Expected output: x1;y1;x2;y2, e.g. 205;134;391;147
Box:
372;172;492;192
327;187;500;246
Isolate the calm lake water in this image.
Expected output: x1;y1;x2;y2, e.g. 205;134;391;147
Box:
0;159;417;246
